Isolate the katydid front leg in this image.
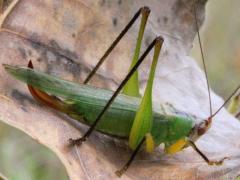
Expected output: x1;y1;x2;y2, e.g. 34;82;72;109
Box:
188;140;228;165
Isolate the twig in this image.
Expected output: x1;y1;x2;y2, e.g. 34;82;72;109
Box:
0;0;20;28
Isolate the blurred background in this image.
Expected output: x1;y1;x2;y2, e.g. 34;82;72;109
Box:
191;0;240;99
0;0;239;179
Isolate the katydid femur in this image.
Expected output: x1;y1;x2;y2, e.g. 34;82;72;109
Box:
3;0;240;177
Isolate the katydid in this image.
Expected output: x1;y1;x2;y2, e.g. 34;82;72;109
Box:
3;2;240;177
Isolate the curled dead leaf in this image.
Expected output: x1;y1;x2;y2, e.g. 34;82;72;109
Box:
0;0;240;179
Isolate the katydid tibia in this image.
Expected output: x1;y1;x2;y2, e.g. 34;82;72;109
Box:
3;3;240;177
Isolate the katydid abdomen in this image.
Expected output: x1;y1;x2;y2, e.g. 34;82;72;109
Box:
4;64;194;146
70;97;194;146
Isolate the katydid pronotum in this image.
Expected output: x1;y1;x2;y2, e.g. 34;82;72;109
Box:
3;0;240;177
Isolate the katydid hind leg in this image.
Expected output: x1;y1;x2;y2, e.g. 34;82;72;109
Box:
69;37;164;146
83;7;150;84
100;35;164;175
129;36;163;151
122;7;150;97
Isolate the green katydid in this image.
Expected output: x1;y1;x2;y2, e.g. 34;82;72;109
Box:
3;2;240;177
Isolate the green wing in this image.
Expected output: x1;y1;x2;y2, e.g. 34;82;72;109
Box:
3;64;143;110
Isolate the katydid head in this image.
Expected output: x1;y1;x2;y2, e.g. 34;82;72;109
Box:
187;118;211;143
188;84;240;143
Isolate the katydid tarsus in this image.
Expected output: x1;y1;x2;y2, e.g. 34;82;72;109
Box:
3;0;240;177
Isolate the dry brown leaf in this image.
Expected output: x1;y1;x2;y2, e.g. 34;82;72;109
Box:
0;172;8;180
0;0;240;179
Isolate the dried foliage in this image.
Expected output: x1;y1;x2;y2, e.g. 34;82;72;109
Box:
0;0;240;179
